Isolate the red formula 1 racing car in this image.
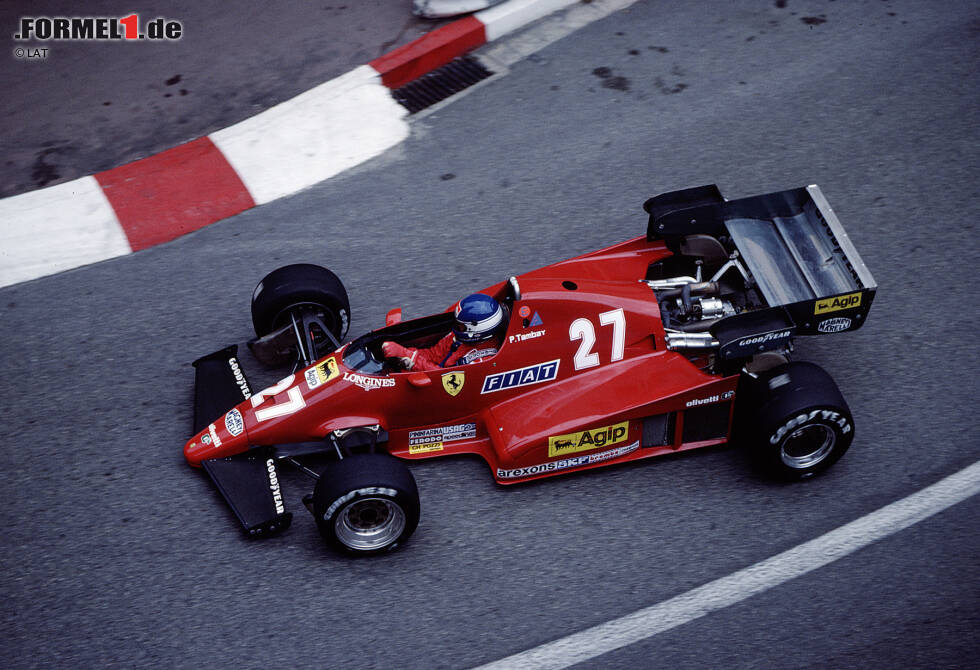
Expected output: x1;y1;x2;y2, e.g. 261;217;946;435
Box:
184;184;877;554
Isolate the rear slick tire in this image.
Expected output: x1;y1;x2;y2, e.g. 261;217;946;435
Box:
746;362;855;480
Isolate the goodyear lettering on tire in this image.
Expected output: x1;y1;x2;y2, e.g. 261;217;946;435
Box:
769;409;852;445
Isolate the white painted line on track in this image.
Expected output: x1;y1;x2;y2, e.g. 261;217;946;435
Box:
475;460;980;670
480;0;641;68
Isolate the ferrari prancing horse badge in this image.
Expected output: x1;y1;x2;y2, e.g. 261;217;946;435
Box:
442;371;464;396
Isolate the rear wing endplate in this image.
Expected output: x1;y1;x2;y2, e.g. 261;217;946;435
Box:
648;184;877;339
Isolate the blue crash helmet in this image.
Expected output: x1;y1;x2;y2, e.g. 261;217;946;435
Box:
453;294;503;343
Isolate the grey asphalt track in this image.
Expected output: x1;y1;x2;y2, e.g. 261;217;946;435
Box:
2;1;979;668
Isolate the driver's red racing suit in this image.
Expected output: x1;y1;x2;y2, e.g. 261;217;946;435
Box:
385;333;498;372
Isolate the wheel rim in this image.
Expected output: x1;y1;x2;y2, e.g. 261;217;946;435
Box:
334;497;406;551
780;423;836;469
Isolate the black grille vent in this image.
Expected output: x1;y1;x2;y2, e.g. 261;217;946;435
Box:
392;55;494;114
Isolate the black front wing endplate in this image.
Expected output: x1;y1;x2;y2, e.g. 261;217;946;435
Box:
192;345;254;435
202;447;293;537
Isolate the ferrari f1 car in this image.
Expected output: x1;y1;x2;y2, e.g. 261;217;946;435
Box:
184;184;876;554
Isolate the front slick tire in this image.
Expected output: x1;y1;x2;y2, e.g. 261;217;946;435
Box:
749;362;855;480
313;453;420;555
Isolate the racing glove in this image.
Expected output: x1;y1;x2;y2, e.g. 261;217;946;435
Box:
381;341;417;370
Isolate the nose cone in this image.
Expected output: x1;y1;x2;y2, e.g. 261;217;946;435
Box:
184;432;211;467
184;410;249;466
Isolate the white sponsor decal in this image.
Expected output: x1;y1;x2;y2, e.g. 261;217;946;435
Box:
737;330;792;348
229;357;251;399
266;458;285;514
508;329;546;344
324;487;398;520
409;423;476;446
225;409;244;436
817;317;851;333
770;409;852;446
685;390;735;408
343;372;396;391
207;423;222;448
496;440;640;480
458;347;497;365
305;368;320;389
201;433;211;446
481;359;560;394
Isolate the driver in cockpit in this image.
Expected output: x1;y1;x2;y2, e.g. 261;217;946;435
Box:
381;294;504;372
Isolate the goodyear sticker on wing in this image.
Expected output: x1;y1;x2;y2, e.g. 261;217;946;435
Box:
305;357;339;390
814;292;862;315
548;421;629;457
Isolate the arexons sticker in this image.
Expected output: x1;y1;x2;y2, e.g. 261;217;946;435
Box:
305;357;340;390
548;421;629;457
497;441;640;479
481;359;559;393
814;292;862;315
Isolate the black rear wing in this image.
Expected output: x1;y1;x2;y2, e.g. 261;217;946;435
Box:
646;184;877;349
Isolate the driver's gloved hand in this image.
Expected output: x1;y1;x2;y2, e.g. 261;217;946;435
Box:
381;341;416;370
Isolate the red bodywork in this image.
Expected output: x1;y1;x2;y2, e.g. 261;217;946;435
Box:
184;236;739;484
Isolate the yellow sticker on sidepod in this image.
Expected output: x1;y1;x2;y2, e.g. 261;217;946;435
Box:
409;442;444;454
548;421;629;457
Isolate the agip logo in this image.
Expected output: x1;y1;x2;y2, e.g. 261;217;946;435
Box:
548;421;629;457
305;357;339;390
814;292;862;315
